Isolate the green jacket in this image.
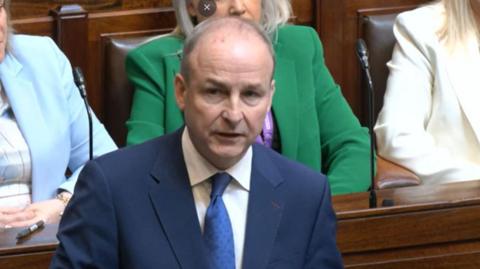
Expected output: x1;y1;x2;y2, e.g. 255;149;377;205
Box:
125;25;371;195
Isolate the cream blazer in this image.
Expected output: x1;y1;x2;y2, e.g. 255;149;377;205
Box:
375;3;480;184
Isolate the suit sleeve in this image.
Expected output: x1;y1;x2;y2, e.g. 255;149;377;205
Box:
125;48;168;145
374;12;480;180
303;178;343;268
45;37;117;193
310;29;371;194
50;160;119;269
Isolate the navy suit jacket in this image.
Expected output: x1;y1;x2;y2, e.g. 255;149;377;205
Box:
50;129;343;269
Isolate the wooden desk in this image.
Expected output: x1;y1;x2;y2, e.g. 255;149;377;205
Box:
1;181;480;268
0;223;58;269
334;180;480;268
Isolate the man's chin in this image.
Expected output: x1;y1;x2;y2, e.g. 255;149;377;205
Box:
206;146;249;169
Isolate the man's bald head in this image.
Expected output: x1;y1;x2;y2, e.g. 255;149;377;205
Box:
180;16;275;84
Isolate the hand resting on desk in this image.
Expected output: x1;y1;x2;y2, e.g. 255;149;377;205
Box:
0;199;64;228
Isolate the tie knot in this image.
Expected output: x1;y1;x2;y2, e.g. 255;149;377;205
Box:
210;172;232;198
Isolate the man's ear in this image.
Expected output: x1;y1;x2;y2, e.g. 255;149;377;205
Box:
268;79;276;109
174;74;187;111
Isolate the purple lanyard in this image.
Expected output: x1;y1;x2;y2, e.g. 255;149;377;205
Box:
255;110;274;148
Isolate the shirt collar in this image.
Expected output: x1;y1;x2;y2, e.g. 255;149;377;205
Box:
181;127;251;191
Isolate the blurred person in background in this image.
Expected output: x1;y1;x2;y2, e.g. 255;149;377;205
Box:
0;0;116;228
375;0;480;184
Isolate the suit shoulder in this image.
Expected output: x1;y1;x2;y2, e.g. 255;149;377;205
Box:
127;34;183;61
254;147;330;211
395;3;444;36
94;131;179;169
255;145;328;189
277;25;319;44
10;35;57;56
276;25;322;57
277;24;316;38
96;136;157;164
10;34;53;47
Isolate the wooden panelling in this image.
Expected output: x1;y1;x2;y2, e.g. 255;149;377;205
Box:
343;242;480;268
10;0;170;19
317;0;432;124
339;204;480;252
334;180;480;268
292;0;313;26
51;5;89;77
0;223;58;269
86;7;176;116
12;17;54;37
0;252;55;269
10;0;312;24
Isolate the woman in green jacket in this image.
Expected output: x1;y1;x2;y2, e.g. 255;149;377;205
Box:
125;0;370;195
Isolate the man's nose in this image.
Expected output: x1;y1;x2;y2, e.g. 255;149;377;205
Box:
221;99;243;125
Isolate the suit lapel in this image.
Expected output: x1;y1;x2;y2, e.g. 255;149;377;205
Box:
243;145;285;268
148;130;209;269
0;53;52;199
272;42;299;159
443;40;480;143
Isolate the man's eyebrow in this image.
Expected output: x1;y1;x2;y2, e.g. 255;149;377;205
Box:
204;78;228;88
203;77;265;90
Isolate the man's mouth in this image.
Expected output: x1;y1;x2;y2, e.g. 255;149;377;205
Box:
216;132;242;137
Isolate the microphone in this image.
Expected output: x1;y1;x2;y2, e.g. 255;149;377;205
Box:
73;67;93;161
73;67;87;99
356;39;369;70
356;39;378;209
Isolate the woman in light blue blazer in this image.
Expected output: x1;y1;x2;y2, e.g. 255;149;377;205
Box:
0;0;116;228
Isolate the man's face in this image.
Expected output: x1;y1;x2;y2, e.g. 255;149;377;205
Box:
175;32;274;169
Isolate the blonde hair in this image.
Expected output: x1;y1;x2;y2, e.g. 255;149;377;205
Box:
439;0;479;50
3;0;15;54
173;0;292;37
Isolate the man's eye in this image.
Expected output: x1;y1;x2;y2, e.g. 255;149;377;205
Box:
206;88;221;95
244;91;259;98
203;88;225;103
243;90;264;106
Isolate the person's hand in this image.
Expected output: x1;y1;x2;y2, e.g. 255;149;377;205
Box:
19;199;66;226
0;206;36;228
2;198;67;228
0;192;71;228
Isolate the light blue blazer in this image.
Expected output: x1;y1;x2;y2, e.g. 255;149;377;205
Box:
0;35;117;202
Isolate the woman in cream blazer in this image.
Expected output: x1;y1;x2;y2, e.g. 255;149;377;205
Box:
375;0;480;184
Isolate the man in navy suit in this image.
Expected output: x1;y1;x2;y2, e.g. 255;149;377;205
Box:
50;17;343;269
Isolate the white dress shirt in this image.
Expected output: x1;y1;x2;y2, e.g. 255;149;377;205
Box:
182;128;251;269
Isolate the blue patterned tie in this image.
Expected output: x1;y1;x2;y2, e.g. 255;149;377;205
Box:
204;172;235;269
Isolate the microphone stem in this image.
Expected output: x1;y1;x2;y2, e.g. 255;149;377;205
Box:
365;68;377;208
73;67;93;161
83;98;93;161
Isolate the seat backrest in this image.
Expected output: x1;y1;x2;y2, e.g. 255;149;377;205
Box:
361;13;398;122
102;34;166;146
361;11;422;189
